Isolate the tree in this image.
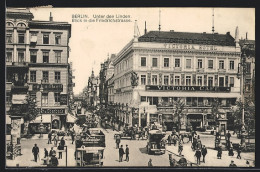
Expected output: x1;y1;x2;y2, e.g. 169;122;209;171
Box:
8;95;38;134
173;98;185;134
211;98;221;127
75;115;87;127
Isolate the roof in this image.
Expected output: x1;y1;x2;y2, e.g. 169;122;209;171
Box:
138;31;235;46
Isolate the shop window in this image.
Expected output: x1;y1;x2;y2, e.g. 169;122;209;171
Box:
198;97;203;106
52;120;59;129
229;61;234;70
192;97;197;106
141;57;146;66
141;75;146;85
219;60;224;69
164;58;169;67
55;71;61;83
197;59;203;68
30;71;36;82
43;52;49;63
42;93;48;106
152;58;158;67
6;52;12;62
164;75;169;85
18;33;25;43
18;52;25;63
141;96;146;102
175;58;180;67
43;34;49;44
152;75;157;85
230;77;234;87
246;62;251;74
147;97;153;105
197;76;202;86
186;97;191;106
42;71;49;83
186;59;191;68
55;34;61;44
175;76;180;85
30;51;37;63
186;76;191;86
55;51;61;63
208;60;213;69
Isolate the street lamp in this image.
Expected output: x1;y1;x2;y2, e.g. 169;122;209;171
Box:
39;80;44;138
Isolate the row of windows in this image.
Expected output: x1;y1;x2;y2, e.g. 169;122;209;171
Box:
140;57;236;70
6;32;62;45
40;92;61;106
6;50;63;63
140;74;235;87
30;71;61;83
115;58;133;75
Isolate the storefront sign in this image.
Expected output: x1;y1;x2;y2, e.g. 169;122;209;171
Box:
82;136;105;147
146;85;231;92
163;43;218;51
60;94;67;105
32;84;63;92
35;108;65;114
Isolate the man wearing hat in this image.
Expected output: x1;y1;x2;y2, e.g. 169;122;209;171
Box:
49;151;59;167
32;144;39;162
125;144;129;162
148;158;153;167
229;160;237;167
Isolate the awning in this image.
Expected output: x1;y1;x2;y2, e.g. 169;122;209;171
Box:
138;91;240;98
30;36;37;43
30;114;51;123
12;94;28;104
66;113;76;123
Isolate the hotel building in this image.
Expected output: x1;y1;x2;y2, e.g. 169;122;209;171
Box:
112;23;241;130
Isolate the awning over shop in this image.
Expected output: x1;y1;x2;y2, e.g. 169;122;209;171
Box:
67;113;76;123
31;114;51;123
138;91;240;98
12;94;28;104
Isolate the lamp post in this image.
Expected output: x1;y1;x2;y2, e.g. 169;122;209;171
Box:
39;80;44;138
143;107;146;128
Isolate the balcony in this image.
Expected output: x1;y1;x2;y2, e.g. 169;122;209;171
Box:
11;81;29;92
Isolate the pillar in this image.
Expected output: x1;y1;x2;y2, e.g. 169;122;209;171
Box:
138;109;141;127
147;112;150;127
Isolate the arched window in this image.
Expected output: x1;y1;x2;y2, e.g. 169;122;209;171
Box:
17;22;26;28
6;22;14;27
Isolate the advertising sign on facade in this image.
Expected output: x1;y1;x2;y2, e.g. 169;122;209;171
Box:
32;84;63;92
146;85;231;92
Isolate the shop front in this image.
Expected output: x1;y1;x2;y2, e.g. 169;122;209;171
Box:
187;114;203;131
29;114;51;134
162;114;174;131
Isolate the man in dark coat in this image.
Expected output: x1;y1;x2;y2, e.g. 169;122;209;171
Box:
49;147;56;157
226;131;231;141
48;132;52;144
60;136;65;148
217;146;222;159
119;145;125;162
201;145;207;163
49;152;59;167
44;148;48;158
71;131;75;144
116;136;121;149
32;144;39;162
57;143;63;159
229;160;237;167
237;144;242;159
195;148;201;165
125;144;129;162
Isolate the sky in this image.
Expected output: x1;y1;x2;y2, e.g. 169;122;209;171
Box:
29;7;255;95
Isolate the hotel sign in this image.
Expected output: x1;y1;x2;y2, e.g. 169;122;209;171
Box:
145;85;231;92
32;84;63;92
164;43;218;51
35;108;65;114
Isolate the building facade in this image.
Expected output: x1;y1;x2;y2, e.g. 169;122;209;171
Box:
6;8;72;134
86;70;100;106
112;24;241;131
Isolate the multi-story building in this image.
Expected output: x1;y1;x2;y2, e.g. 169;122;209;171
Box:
112;23;241;130
87;70;100;106
6;8;72;134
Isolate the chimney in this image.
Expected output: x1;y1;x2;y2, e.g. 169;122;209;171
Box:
144;21;147;34
49;12;53;21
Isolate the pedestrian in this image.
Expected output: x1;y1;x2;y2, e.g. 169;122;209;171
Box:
48;132;52;144
178;142;183;155
217;146;222;159
44;148;48;158
229;160;237;167
168;135;172;145
119;145;125;162
32;144;39;162
57;143;63;159
197;140;202;150
148;158;153;167
49;147;56;157
173;135;177;146
125;144;129;162
226;131;231;141
187;133;192;143
60;136;65;148
49;152;59;167
246;160;250;167
237;144;242;159
179;134;184;144
53;134;58;147
116;135;121;149
228;142;234;156
195;148;201;165
71;131;75;144
201;145;207;163
178;155;187;167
